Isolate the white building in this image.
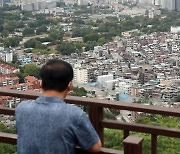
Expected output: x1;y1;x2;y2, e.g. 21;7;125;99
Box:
171;26;180;33
104;79;117;90
155;0;161;5
116;81;131;95
77;0;88;5
97;74;114;89
161;0;175;10
74;64;88;84
64;0;76;5
176;0;180;11
0;0;3;6
0;50;13;63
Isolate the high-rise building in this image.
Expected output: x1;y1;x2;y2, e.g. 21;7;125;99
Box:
175;0;180;11
161;0;175;10
74;68;88;84
154;0;161;5
0;0;3;7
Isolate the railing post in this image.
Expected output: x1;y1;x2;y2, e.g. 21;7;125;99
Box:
123;136;143;154
123;130;129;139
88;106;104;146
151;134;158;154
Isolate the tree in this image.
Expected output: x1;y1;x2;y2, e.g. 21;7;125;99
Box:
58;42;78;55
83;33;101;42
17;21;24;28
23;28;35;36
71;87;87;97
4;21;18;33
23;64;40;78
85;41;97;51
28;21;39;28
36;25;47;35
24;39;46;49
1;30;9;38
98;37;106;45
0;18;4;25
48;30;64;41
3;36;22;47
0;25;4;33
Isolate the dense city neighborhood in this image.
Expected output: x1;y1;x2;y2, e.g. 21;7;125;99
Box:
0;1;179;153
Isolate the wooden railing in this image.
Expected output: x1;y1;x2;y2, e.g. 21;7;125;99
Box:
0;88;180;154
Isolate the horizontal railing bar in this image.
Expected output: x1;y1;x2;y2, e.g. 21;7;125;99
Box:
0;88;180;117
76;147;124;154
102;120;180;138
0;107;15;115
0;132;123;154
1;108;179;138
66;96;180;117
99;148;124;154
0;88;40;99
0;132;17;145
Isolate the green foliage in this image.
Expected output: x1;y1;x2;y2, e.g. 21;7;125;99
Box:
31;49;58;55
83;33;101;42
174;95;180;102
28;21;39;28
97;37;106;45
36;25;47;35
17;21;24;28
71;86;87;97
14;71;24;83
72;27;95;38
24;39;46;49
1;5;20;11
84;41;97;51
3;36;22;48
0;123;16;154
136;115;180;129
104;129;123;150
98;22;119;33
74;7;93;15
4;21;18;33
22;64;40;78
56;2;65;7
104;114;180;154
48;30;64;41
73;18;85;25
1;30;9;38
23;28;35;36
58;42;78;55
35;14;51;25
104;111;117;120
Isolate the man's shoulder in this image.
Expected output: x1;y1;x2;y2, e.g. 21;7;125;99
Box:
15;100;34;112
65;103;84;116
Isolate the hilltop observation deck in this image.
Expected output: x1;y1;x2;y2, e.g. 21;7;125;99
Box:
0;88;180;154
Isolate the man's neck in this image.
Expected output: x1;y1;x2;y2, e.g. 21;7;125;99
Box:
42;90;67;100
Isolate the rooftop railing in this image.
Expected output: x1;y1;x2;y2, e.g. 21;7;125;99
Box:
0;88;180;154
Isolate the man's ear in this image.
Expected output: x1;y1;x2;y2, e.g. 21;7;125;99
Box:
40;80;42;88
68;82;73;90
67;82;73;94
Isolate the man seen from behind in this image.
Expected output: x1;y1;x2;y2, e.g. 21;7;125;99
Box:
16;59;101;154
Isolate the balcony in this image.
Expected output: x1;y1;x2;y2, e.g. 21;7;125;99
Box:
0;88;180;154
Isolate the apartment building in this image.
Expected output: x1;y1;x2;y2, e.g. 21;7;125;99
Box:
0;77;19;87
0;64;19;74
74;67;88;84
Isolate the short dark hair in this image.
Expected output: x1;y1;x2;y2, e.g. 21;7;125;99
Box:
40;59;73;92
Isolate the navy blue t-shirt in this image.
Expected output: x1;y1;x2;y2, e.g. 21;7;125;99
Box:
16;96;99;154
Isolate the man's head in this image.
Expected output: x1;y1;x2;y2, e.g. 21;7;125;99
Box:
40;59;73;92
